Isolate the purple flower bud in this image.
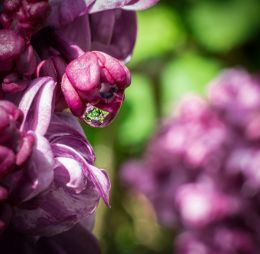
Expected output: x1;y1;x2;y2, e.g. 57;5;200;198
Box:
0;29;25;72
1;0;50;38
37;55;67;83
1;41;38;93
2;73;29;93
0;100;23;144
61;51;131;127
0;146;16;178
0;100;34;180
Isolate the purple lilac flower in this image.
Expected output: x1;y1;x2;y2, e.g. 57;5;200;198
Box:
0;77;110;237
121;69;260;253
0;0;159;252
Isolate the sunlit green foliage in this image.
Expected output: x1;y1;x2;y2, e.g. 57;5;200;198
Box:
86;1;260;253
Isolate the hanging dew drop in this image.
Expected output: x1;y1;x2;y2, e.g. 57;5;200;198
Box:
82;105;110;127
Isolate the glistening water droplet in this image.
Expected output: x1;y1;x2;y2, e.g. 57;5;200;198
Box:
82;104;111;128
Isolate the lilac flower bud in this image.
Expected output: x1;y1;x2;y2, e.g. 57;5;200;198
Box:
61;51;131;127
1;0;50;38
0;100;34;179
0;100;23;144
0;38;38;93
0;29;25;72
2;73;29;93
0;146;15;178
37;55;67;83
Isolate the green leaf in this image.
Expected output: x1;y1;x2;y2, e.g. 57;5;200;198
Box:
160;52;221;116
187;0;260;52
130;5;186;65
118;74;156;146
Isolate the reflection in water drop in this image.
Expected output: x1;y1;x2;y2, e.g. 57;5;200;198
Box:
82;105;110;128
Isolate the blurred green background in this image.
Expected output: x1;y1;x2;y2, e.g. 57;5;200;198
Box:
83;0;260;253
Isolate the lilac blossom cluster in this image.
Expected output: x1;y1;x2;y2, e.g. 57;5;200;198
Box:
121;69;260;254
0;0;158;253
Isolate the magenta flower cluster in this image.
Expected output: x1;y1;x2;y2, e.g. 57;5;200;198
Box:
121;69;260;254
0;0;159;253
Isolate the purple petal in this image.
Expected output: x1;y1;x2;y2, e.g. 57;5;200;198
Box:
19;77;56;135
90;10;116;45
0;146;15;179
91;10;137;62
48;0;95;27
56;13;91;52
8;134;54;204
89;0;132;13
123;0;160;10
47;113;96;164
12;171;100;235
61;74;85;116
52;143;110;206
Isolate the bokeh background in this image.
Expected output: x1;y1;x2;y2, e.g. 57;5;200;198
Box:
83;0;260;253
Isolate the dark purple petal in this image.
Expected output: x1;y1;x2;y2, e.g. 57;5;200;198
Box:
91;10;137;62
90;10;116;45
37;223;101;254
0;146;15;179
56;14;92;52
0;100;23;125
0;224;100;254
8;134;54;204
48;0;95;27
36;56;67;83
16;45;38;76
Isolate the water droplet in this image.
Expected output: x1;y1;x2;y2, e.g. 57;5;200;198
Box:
82;105;111;128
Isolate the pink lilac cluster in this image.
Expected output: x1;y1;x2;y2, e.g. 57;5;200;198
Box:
0;0;159;253
121;69;260;254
